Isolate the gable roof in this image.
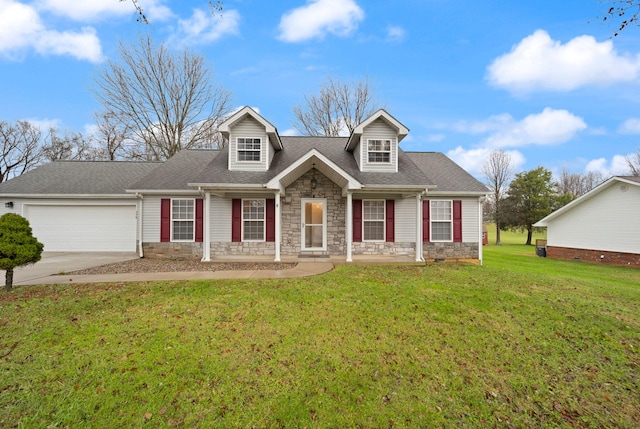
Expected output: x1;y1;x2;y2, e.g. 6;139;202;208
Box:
406;152;488;195
218;106;283;151
345;109;409;151
0;160;160;196
534;176;640;226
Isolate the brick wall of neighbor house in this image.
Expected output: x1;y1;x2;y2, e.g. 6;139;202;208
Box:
423;242;479;260
281;170;346;256
143;242;203;259
547;246;640;268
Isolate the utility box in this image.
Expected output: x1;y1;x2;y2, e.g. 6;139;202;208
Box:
536;239;547;257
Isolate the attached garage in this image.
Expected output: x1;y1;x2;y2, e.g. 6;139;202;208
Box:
25;204;137;252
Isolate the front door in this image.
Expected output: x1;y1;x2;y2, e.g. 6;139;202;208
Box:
301;198;327;251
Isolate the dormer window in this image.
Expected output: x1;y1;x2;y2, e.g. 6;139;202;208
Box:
237;138;261;162
367;139;391;163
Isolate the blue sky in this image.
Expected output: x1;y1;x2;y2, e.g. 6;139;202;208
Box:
2;0;640;179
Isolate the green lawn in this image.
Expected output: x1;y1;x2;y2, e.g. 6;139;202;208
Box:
1;236;638;428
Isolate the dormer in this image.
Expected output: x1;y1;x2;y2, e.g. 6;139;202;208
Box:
219;106;283;172
345;109;409;173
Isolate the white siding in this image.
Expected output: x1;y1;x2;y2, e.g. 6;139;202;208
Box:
547;183;640;254
228;117;269;172
395;197;417;242
462;198;480;243
211;196;232;242
142;196;161;242
361;118;398;173
353;142;362;170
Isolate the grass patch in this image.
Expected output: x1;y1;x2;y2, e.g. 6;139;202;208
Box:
1;238;639;427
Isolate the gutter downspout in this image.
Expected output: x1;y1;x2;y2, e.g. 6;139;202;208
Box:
416;192;424;262
136;193;144;258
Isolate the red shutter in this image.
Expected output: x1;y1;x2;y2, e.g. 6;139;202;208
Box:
266;199;275;242
160;199;171;242
453;200;462;243
385;200;395;242
232;199;242;242
422;200;430;242
352;199;362;242
195;199;204;242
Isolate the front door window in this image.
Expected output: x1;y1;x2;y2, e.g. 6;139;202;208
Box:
302;199;326;250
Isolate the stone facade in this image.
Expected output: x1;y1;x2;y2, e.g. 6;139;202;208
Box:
280;170;346;256
143;242;203;259
211;241;275;257
547;246;640;268
352;241;416;256
423;242;479;260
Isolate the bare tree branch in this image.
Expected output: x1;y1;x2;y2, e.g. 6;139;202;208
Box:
292;76;382;137
601;0;640;36
481;150;513;245
0;121;42;183
625;147;640;175
121;0;223;24
92;35;232;160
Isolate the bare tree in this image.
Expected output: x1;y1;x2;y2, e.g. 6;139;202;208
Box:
481;150;513;245
92;35;232;161
94;111;132;160
41;128;102;162
0;121;42;183
601;0;640;36
625;147;640;175
122;0;223;23
292;76;381;137
556;168;606;198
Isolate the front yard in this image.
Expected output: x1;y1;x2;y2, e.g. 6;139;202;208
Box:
1;243;638;428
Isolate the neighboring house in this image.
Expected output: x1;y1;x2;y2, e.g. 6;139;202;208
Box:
0;108;488;263
534;176;640;267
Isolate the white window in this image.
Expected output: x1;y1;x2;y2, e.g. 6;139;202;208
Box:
242;199;265;241
172;199;194;241
363;200;385;241
431;200;452;242
237;138;261;162
367;139;391;163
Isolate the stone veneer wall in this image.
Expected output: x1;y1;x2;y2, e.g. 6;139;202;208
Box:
352;241;416;256
280;170;346;256
143;242;202;259
211;242;275;256
423;242;479;260
547;246;640;268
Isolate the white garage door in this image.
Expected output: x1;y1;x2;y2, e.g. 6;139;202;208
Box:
26;205;137;252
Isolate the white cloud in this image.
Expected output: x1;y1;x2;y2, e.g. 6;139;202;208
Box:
425;133;445;143
278;0;364;42
37;0;172;22
619;118;640;134
280;128;297;136
26;118;60;131
386;25;405;42
487;29;640;94
170;8;239;46
0;0;102;62
585;155;629;177
447;147;526;176
454;108;586;148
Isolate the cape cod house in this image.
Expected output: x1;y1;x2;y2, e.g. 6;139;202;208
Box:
0;108;488;263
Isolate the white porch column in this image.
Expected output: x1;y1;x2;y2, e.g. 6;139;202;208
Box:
416;193;424;262
275;191;281;262
478;196;484;266
346;191;353;262
202;191;211;262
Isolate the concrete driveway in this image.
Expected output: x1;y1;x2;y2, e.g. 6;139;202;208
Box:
2;252;139;287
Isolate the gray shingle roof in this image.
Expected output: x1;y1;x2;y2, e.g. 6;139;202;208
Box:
0;160;160;195
405;152;488;193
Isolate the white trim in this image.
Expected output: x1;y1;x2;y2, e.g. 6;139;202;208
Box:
202;192;211;262
362;199;386;242
346;192;353;262
478;196;484;266
241;198;266;242
137;194;144;258
236;137;262;163
275;192;281;262
416;193;423;262
301;198;327;251
170;198;196;242
429;199;453;243
366;139;393;164
346;109;409;150
218;106;283;150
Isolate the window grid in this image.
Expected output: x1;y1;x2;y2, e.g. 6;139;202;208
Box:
172;199;194;241
367;139;391;163
242;199;265;241
431;200;452;241
237;138;261;162
363;200;385;241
